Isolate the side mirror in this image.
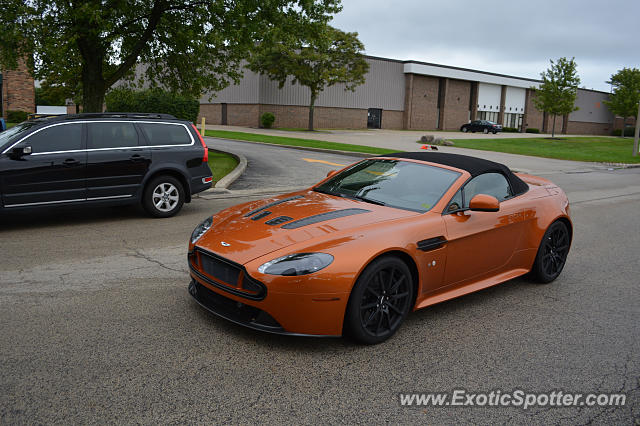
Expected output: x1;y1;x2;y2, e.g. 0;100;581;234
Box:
469;194;499;212
326;170;338;178
10;146;32;158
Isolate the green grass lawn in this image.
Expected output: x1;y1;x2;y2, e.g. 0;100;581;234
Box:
451;137;640;164
207;150;239;183
204;129;397;155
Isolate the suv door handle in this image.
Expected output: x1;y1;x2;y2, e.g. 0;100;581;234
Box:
62;158;80;167
130;154;145;162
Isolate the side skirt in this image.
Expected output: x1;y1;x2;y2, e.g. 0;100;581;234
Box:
414;268;530;311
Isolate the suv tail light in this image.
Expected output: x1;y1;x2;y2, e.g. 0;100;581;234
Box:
191;123;208;163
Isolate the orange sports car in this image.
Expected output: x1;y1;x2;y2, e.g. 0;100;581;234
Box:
188;152;571;344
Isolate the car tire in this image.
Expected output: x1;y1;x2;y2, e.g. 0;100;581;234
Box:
344;256;414;344
143;175;185;218
492;130;497;134
530;221;571;284
462;127;468;133
483;128;489;134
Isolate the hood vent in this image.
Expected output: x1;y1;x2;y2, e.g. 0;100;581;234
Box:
281;208;371;229
265;216;293;226
250;211;272;221
244;195;304;217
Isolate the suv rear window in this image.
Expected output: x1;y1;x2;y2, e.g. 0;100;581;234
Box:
138;123;192;146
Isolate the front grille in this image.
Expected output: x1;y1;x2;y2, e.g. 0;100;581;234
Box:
190;248;267;301
199;251;240;285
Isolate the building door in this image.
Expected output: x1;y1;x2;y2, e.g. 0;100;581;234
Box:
367;108;382;129
221;103;228;125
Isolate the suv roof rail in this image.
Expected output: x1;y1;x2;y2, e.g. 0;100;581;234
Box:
27;113;65;121
51;112;178;120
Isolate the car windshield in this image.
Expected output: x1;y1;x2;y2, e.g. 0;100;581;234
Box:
0;121;40;151
314;159;461;213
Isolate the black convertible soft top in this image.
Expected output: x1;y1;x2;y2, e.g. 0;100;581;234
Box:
379;152;529;195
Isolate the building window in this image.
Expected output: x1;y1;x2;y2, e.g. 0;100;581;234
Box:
478;111;499;122
503;113;524;129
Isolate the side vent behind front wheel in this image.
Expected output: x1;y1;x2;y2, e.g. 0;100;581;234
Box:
417;236;447;252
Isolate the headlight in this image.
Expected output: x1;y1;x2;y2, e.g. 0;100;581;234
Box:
258;253;334;276
190;216;213;244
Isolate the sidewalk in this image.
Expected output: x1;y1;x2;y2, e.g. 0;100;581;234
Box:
205;125;610;175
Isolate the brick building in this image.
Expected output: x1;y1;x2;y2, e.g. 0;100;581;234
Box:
198;56;621;135
0;58;36;119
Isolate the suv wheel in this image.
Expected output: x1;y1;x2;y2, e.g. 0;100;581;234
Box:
143;175;185;218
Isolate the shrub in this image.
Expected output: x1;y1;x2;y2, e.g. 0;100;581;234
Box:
260;112;275;128
7;110;29;123
105;88;199;123
612;127;636;137
502;127;519;133
526;127;540;134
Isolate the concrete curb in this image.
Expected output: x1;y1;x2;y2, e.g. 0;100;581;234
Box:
205;136;376;159
204;147;248;191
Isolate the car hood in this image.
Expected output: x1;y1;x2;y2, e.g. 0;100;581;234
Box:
195;189;418;265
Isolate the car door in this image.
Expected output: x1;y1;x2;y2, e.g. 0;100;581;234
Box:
0;122;87;207
85;121;151;200
441;173;525;286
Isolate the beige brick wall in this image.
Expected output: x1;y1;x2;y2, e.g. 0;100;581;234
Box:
565;121;612;135
2;57;35;118
198;104;222;125
404;74;439;130
261;104;368;129
524;90;544;131
443;79;471;130
381;110;403;129
613;116;637;130
544;114;564;134
227;104;260;127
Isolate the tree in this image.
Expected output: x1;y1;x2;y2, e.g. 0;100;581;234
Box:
0;0;341;113
248;24;369;131
603;68;640;144
532;57;581;138
35;82;73;106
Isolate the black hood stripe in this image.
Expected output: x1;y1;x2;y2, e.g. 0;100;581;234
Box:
281;208;371;229
244;195;304;217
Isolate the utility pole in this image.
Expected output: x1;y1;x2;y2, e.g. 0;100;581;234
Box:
634;101;639;157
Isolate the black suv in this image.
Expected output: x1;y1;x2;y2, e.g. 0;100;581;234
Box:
0;113;213;217
460;120;502;134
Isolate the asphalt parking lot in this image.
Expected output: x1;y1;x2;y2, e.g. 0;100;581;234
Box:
1;141;638;423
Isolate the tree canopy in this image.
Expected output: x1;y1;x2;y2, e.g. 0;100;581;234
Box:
603;67;640;123
532;57;581;138
248;22;368;130
0;0;342;112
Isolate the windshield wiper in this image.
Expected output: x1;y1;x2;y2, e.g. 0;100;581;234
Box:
351;195;386;206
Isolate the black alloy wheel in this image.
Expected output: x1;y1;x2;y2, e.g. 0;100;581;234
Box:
531;221;571;283
344;256;414;344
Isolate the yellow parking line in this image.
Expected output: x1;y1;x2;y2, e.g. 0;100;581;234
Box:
302;158;346;167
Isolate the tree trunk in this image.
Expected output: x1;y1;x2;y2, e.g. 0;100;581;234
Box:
82;62;106;113
552;114;556;138
77;30;107;113
633;102;640;157
621;116;627;138
308;92;316;131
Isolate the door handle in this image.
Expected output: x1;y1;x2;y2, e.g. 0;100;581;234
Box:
130;154;145;162
62;158;80;167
